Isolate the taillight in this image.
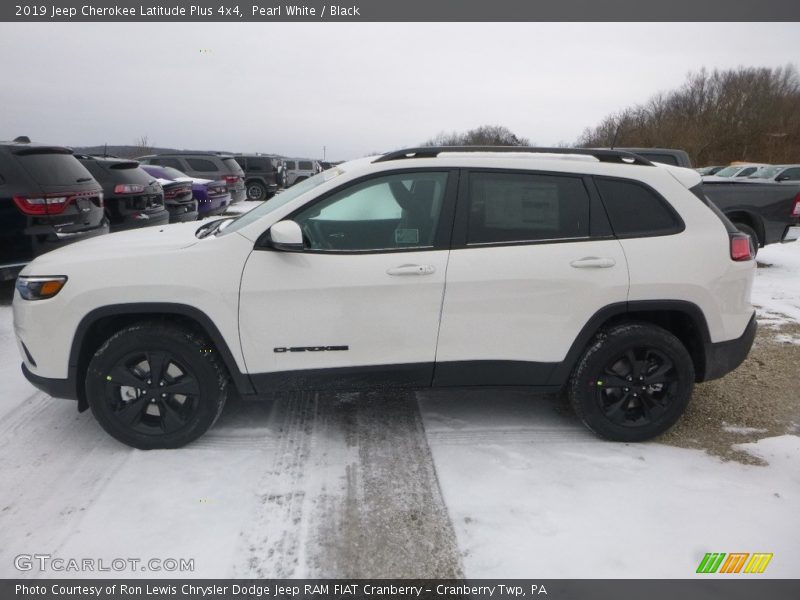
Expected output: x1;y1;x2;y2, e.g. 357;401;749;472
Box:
791;193;800;217
13;195;70;216
164;186;190;199
730;233;754;261
224;175;240;185
114;184;145;195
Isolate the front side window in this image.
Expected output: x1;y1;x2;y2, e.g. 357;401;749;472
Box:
779;167;800;181
467;172;590;244
293;172;448;251
298;161;313;170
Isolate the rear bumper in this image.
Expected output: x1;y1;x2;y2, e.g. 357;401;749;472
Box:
782;225;800;243
700;313;757;382
110;209;170;231
167;200;199;223
21;363;78;401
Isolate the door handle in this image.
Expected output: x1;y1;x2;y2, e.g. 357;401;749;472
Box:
570;257;616;269
386;264;436;276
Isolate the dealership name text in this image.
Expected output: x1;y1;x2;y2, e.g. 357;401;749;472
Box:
17;584;548;597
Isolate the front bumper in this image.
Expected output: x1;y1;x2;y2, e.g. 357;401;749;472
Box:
21;363;78;401
701;313;757;382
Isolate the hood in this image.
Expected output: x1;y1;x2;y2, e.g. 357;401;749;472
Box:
22;221;202;274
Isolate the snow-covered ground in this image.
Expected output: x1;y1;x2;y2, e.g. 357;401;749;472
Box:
0;242;798;579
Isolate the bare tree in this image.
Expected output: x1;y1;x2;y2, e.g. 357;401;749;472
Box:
577;65;800;165
423;125;531;147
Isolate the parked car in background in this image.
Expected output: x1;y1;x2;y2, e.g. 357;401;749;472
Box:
1;138;108;281
140;164;230;218
697;166;724;176
232;154;284;200
76;156;168;231
283;158;321;186
702;179;800;255
137;152;246;204
747;164;800;183
703;164;766;180
148;177;197;223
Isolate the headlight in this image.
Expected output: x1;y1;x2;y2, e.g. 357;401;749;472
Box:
15;276;68;300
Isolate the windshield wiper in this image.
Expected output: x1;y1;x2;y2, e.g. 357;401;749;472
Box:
196;217;233;239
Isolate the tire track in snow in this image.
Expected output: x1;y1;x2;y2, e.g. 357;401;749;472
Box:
0;393;133;577
233;390;463;578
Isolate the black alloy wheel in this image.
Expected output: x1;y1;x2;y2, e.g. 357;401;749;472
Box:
86;323;227;449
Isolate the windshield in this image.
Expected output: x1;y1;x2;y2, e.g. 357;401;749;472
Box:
749;166;781;179
160;166;189;179
713;166;741;177
217;168;343;236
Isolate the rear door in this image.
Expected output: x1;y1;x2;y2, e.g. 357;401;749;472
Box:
435;169;629;386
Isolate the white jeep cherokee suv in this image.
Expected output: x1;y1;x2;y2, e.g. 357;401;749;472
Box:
13;147;757;449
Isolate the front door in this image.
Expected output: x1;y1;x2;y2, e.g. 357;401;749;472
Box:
238;169;456;391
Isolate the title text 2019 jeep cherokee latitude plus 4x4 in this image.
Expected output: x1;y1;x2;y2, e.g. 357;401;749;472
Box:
13;147;757;449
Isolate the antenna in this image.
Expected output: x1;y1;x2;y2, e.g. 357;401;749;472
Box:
610;121;622;150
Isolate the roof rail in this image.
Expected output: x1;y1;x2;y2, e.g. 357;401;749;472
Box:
373;146;654;166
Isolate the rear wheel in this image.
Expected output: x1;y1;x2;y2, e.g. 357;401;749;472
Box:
85;323;228;449
733;222;759;257
246;181;267;201
568;323;694;442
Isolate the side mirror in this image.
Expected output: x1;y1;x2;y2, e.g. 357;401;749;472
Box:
269;220;304;252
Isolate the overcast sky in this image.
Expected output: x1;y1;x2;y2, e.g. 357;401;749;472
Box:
1;22;798;160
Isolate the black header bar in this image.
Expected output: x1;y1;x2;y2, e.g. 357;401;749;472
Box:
3;0;800;22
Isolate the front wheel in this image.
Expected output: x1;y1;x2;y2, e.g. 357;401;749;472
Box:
568;323;694;442
85;323;228;449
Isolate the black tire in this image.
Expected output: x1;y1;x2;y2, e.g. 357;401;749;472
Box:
85;322;228;449
246;181;267;201
733;222;759;257
568;323;694;442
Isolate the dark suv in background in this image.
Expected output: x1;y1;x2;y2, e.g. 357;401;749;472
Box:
137;152;246;203
233;154;284;200
76;156;170;230
1;138;108;281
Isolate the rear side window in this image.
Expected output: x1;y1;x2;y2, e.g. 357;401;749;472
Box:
595;178;682;237
152;157;184;170
245;157;269;171
467;172;590;244
17;153;93;186
186;158;218;172
285;161;295;170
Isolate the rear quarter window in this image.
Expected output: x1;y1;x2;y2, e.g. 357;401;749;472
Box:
222;157;245;175
595;177;683;237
